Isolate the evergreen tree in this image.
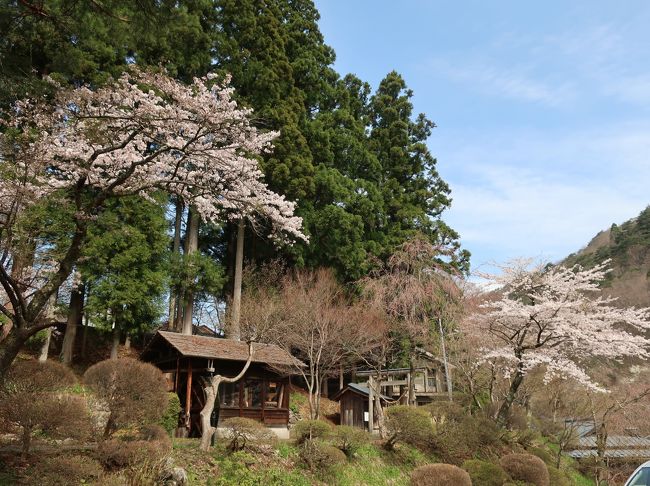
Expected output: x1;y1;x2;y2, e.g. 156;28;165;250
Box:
0;0;218;105
80;196;170;343
369;71;470;271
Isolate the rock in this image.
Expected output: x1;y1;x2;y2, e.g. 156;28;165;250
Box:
165;467;188;486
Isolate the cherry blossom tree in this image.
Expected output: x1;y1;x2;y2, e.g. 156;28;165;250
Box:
471;260;650;425
0;68;305;376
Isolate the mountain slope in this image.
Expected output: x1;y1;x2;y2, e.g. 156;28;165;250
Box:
564;205;650;308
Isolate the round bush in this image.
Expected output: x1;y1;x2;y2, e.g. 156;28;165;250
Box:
424;401;466;425
28;455;103;486
221;417;277;451
462;459;510;486
293;419;331;444
332;425;369;457
299;439;347;471
385;405;434;450
140;424;172;443
97;436;171;470
0;360;91;455
84;357;168;437
431;415;501;463
500;453;549;486
410;463;472;486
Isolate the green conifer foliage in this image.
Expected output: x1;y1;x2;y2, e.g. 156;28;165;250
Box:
81;196;170;337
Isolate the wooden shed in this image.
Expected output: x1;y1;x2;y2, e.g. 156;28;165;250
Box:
141;331;297;437
332;383;389;432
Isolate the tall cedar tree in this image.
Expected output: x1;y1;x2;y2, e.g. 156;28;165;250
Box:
211;1;469;280
81;196;170;343
0;0;218;105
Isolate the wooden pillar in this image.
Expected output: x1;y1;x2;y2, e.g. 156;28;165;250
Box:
406;372;411;405
185;360;193;429
174;357;180;393
339;365;344;391
367;376;374;434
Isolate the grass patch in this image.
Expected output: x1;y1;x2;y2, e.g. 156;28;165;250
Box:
569;469;596;486
0;472;16;486
332;444;408;486
210;451;311;486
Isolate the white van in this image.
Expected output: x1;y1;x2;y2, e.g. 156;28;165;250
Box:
625;461;650;486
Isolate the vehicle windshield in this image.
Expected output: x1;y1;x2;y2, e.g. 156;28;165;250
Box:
628;467;650;486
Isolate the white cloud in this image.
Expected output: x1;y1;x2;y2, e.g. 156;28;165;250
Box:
429;59;574;106
437;123;650;268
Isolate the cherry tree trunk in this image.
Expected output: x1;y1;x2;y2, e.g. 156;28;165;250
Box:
497;366;525;426
0;328;27;380
61;284;84;365
181;206;199;335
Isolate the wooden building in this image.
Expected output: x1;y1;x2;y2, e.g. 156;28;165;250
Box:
141;331;297;438
354;348;453;406
334;348;453;432
332;383;389;432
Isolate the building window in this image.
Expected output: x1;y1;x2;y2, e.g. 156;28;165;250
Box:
242;379;262;408
220;382;239;407
265;381;283;408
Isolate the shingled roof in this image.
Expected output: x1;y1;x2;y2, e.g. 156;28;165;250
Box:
148;331;299;367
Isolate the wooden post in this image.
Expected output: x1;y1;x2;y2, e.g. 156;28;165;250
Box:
367;376;374;434
174;357;180;393
406;372;411;405
423;368;429;393
185;360;193;430
339;365;344;390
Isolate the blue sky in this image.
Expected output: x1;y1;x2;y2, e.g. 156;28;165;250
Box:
315;1;650;272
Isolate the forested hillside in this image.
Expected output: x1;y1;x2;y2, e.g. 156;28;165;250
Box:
565;206;650;307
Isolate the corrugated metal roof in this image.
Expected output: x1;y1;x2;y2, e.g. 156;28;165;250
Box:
569;449;650;459
578;436;650;448
154;331;299;367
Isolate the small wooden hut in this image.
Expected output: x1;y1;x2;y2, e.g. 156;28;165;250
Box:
332;383;389;432
141;331;296;438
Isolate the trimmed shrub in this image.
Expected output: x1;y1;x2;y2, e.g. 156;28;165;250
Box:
500;453;550;486
410;463;472;486
97;436;171;470
332;425;369;457
220;417;277;451
527;446;554;466
385;405;434;450
299;439;347;472
84;358;168;438
0;360;91;455
462;459;510;486
28;455;103;486
424;401;466;426
159;392;181;435
293;419;331;444
140;424;172;443
431;415;501;463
